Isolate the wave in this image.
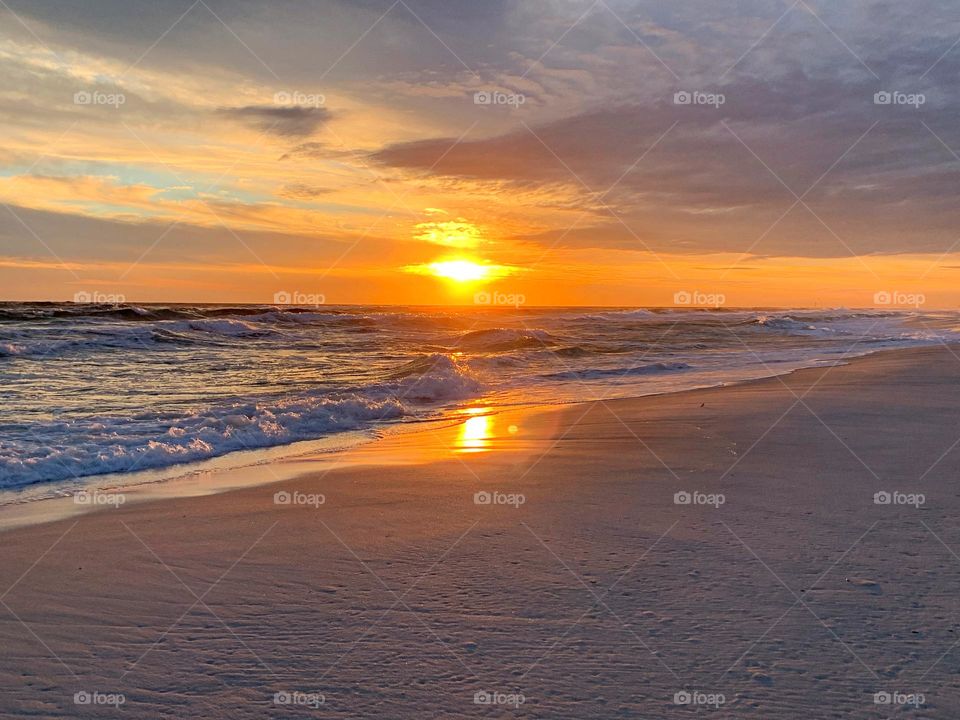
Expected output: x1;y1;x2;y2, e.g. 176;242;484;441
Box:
541;361;690;381
591;308;659;321
752;315;818;332
0;349;483;487
553;345;591;358
0;302;370;323
0;393;405;488
551;343;636;357
453;327;557;352
747;312;910;338
0;323;270;357
0;318;280;358
386;354;483;402
0;303;205;322
0;326;164;357
255;311;377;327
181;319;272;337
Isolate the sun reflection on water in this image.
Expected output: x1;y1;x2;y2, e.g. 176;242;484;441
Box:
455;409;494;453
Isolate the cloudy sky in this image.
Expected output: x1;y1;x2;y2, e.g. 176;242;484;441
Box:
1;0;960;306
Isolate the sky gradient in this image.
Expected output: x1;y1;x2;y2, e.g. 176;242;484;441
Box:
2;0;960;307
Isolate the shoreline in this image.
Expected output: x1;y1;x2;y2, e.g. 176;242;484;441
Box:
0;343;944;533
0;399;569;532
5;306;954;502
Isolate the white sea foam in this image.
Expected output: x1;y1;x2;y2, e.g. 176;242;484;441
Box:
0;394;404;487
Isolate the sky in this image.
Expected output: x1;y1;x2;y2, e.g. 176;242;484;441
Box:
1;0;960;307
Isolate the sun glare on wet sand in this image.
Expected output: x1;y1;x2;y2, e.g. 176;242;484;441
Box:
456;408;494;453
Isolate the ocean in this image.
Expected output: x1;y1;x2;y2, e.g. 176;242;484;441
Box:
1;303;957;492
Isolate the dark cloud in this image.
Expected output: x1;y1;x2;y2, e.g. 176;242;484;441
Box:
217;106;330;137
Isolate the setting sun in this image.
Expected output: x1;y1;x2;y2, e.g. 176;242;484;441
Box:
404;257;519;284
429;260;491;282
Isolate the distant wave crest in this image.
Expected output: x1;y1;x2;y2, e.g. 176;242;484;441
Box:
453;327;557;352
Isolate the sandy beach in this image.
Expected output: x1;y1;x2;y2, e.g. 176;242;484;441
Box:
2;345;960;718
6;0;960;715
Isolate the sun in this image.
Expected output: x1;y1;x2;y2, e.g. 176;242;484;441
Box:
428;260;491;282
402;257;520;285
